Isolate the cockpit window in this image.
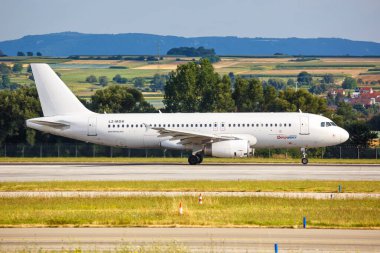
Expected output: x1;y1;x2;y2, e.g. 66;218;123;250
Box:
326;122;332;127
331;122;337;126
321;122;325;127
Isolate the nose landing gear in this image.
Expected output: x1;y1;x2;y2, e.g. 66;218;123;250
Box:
301;148;308;165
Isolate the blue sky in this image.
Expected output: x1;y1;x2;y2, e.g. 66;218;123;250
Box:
1;0;379;42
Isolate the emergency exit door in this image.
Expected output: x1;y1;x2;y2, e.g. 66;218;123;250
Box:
87;117;97;136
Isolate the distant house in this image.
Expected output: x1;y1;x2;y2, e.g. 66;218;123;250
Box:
349;91;380;107
360;87;374;94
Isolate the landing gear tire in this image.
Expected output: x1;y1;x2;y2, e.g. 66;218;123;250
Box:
196;153;203;164
188;155;199;165
301;148;308;165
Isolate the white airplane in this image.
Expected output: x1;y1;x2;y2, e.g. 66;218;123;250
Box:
27;64;349;165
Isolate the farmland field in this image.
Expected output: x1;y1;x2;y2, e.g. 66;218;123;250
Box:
2;56;380;107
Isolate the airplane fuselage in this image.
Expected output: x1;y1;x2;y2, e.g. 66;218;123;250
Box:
27;112;347;150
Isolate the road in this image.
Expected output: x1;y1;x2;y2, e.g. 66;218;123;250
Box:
0;228;379;252
0;163;380;181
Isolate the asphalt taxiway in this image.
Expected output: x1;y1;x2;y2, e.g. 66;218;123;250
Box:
1;228;379;252
0;163;380;181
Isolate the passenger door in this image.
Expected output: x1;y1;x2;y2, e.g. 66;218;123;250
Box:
299;116;309;135
87;117;97;136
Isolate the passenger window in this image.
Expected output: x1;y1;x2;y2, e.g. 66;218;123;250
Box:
158;124;161;127
270;124;273;127
242;124;245;127
229;124;231;127
108;125;110;128
200;124;202;127
321;122;325;127
279;123;282;127
284;123;287;127
186;124;189;127
209;124;212;127
256;124;259;127
131;125;133;128
221;123;225;127
233;124;236;127
289;123;292;127
265;124;268;127
275;124;277;127
122;124;124;128
238;124;240;127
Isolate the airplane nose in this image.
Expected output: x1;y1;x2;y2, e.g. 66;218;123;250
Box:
340;128;349;143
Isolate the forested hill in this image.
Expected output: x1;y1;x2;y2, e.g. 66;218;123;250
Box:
1;32;380;56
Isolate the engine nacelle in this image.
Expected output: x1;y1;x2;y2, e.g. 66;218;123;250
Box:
204;140;253;158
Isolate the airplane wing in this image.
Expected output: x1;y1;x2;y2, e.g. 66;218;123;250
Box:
152;127;238;145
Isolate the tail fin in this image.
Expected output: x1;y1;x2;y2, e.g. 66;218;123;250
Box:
31;63;91;116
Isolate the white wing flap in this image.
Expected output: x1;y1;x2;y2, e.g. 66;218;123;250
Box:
152;127;235;145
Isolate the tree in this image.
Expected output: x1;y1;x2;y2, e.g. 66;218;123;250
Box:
368;114;380;130
27;52;33;56
0;63;11;74
287;79;295;87
342;77;357;89
12;63;23;73
90;85;155;113
164;59;234;112
167;47;216;57
297;71;312;85
112;74;127;84
85;75;97;83
17;51;25;56
0;86;42;145
345;121;377;147
36;52;42;56
134;77;145;88
266;78;286;90
232;77;263;112
0;75;11;89
151;74;166;91
322;74;335;84
99;76;108;86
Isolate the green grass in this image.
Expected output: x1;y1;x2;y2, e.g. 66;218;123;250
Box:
0;242;189;253
0;157;379;164
0;196;378;228
1;180;379;193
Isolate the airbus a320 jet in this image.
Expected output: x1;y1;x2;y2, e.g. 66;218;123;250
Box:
27;64;349;165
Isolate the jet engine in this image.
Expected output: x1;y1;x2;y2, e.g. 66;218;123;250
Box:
204;139;253;158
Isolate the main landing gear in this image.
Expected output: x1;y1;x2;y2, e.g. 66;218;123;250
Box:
301;148;308;165
188;152;204;165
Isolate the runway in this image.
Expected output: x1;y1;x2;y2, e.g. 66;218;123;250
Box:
1;163;380;181
1;228;379;252
1;191;379;199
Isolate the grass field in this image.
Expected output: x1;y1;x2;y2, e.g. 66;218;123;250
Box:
3;56;380;99
0;196;378;228
0;156;379;164
0;180;379;193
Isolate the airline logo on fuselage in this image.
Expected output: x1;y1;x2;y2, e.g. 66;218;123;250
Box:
277;135;297;140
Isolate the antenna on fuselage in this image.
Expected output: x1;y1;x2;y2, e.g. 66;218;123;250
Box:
299;109;303;113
